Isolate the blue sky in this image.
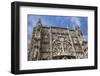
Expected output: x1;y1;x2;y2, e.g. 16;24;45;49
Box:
28;15;88;43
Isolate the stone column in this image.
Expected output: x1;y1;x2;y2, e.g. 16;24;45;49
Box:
49;26;53;59
68;29;77;58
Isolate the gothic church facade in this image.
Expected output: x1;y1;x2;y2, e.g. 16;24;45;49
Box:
28;19;88;61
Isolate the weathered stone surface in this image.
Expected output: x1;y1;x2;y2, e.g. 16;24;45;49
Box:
28;20;88;61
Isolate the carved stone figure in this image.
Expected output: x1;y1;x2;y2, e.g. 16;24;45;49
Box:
28;19;88;61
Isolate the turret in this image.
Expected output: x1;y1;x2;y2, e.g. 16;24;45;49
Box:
29;19;43;60
75;25;83;44
34;19;43;39
36;19;43;28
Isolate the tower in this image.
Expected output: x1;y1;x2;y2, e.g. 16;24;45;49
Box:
75;26;86;58
29;19;43;60
75;26;83;44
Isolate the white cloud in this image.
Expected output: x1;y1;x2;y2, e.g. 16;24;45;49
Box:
71;17;81;28
83;35;88;41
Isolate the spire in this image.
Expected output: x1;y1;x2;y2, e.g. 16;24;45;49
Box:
36;19;43;27
38;19;41;24
75;25;80;30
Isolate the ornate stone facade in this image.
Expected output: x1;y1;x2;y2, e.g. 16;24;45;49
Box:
28;19;88;61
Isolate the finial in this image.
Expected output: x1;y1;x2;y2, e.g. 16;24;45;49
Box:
75;25;80;30
38;19;41;23
36;19;43;27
